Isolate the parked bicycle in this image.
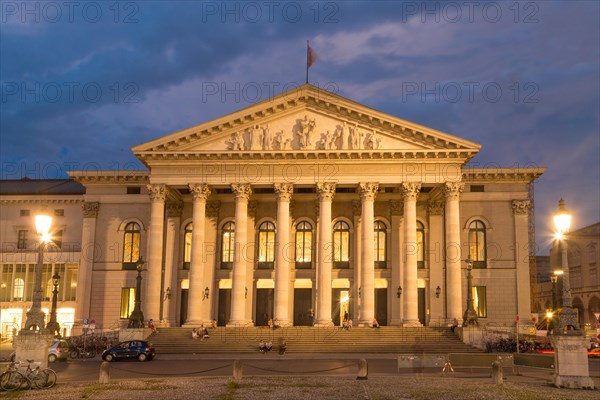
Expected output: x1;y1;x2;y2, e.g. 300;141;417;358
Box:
0;360;57;391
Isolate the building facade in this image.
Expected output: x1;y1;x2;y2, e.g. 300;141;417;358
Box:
534;223;600;333
1;85;544;333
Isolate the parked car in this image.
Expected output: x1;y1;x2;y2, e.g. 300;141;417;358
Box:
101;340;155;362
10;339;69;363
588;348;600;358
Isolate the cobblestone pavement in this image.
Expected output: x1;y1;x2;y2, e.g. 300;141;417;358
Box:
4;373;598;400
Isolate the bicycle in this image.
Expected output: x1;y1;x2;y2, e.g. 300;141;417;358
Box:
0;361;25;391
22;360;57;389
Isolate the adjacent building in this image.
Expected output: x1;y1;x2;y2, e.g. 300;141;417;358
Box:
1;84;544;335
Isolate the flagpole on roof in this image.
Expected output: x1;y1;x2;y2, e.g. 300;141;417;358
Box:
306;40;309;84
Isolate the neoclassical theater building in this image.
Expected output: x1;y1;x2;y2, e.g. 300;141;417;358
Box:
0;84;545;334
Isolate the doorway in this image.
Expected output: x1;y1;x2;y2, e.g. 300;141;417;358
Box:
255;288;274;326
375;288;388;326
332;288;350;326
293;288;313;326
179;289;188;326
217;289;231;326
418;288;426;325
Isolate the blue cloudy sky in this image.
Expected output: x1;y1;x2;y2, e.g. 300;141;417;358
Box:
1;1;598;254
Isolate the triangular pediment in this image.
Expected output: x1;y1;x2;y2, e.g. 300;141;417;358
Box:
133;84;480;162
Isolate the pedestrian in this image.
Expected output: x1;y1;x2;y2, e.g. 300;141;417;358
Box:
451;318;458;333
148;319;156;333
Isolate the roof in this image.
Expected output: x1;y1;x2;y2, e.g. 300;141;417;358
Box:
0;178;86;195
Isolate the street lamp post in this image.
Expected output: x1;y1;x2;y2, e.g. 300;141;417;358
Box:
128;258;146;329
550;273;558;310
45;272;61;337
552;199;580;334
462;255;478;326
550;198;594;389
24;214;53;331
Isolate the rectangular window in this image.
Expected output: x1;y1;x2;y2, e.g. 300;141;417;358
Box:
258;231;275;269
126;186;141;194
374;231;386;269
295;230;312;269
221;230;235;269
1;265;12;302
472;286;487;318
17;230;27;249
20;209;30;216
54;209;64;216
416;231;424;268
120;288;136;319
469;230;486;268
470;185;485;192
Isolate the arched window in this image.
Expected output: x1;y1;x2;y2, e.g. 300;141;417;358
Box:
258;221;276;269
417;221;425;268
183;222;193;270
333;221;350;269
374;221;387;269
588;244;597;264
13;278;24;300
122;222;141;270
295;221;313;269
468;220;487;268
221;222;235;269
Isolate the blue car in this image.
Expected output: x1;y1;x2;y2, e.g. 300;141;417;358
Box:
102;340;155;362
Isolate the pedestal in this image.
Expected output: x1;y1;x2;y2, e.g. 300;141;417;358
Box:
119;328;152;342
551;335;595;389
13;331;53;369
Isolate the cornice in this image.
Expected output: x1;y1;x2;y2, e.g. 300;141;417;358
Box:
68;171;149;185
0;198;83;205
463;168;545;183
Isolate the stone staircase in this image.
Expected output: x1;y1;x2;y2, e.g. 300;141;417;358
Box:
146;326;482;354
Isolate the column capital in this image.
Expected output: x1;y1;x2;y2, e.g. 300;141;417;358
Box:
389;200;403;216
207;201;221;218
443;182;465;201
274;183;293;201
428;200;444;215
166;202;183;217
359;182;379;201
352;200;361;217
231;183;252;199
400;182;421;201
512;200;531;215
316;182;336;200
82;201;100;218
147;184;168;202
189;183;211;200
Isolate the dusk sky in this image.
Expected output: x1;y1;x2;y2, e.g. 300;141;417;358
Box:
1;1;598;254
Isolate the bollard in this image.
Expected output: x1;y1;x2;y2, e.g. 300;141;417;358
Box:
491;360;503;385
232;359;243;383
99;361;110;384
357;358;368;380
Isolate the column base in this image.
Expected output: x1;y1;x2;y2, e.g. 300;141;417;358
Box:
183;320;206;327
273;319;290;328
389;318;403;326
226;320;254;327
314;320;334;327
403;320;422;327
358;320;374;327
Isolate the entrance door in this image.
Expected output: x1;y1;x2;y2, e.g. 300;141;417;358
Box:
375;288;388;326
293;288;312;326
217;289;231;326
179;289;188;326
255;288;274;326
418;288;426;325
331;289;350;326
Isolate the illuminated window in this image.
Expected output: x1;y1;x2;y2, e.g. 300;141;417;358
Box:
258;221;275;269
122;222;141;270
295;221;313;269
17;230;27;250
374;221;386;269
417;221;425;268
221;222;235;269
468;220;486;268
472;286;487;318
13;278;24;300
333;221;350;269
120;287;135;319
183;222;192;270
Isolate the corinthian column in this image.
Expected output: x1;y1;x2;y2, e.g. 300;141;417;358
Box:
186;184;211;325
315;182;335;326
163;202;182;326
359;182;379;325
75;201;99;325
401;182;421;326
444;182;464;323
512;200;532;323
228;183;252;326
274;183;293;326
145;184;167;321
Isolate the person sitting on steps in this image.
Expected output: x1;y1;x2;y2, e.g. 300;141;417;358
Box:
372;319;380;328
